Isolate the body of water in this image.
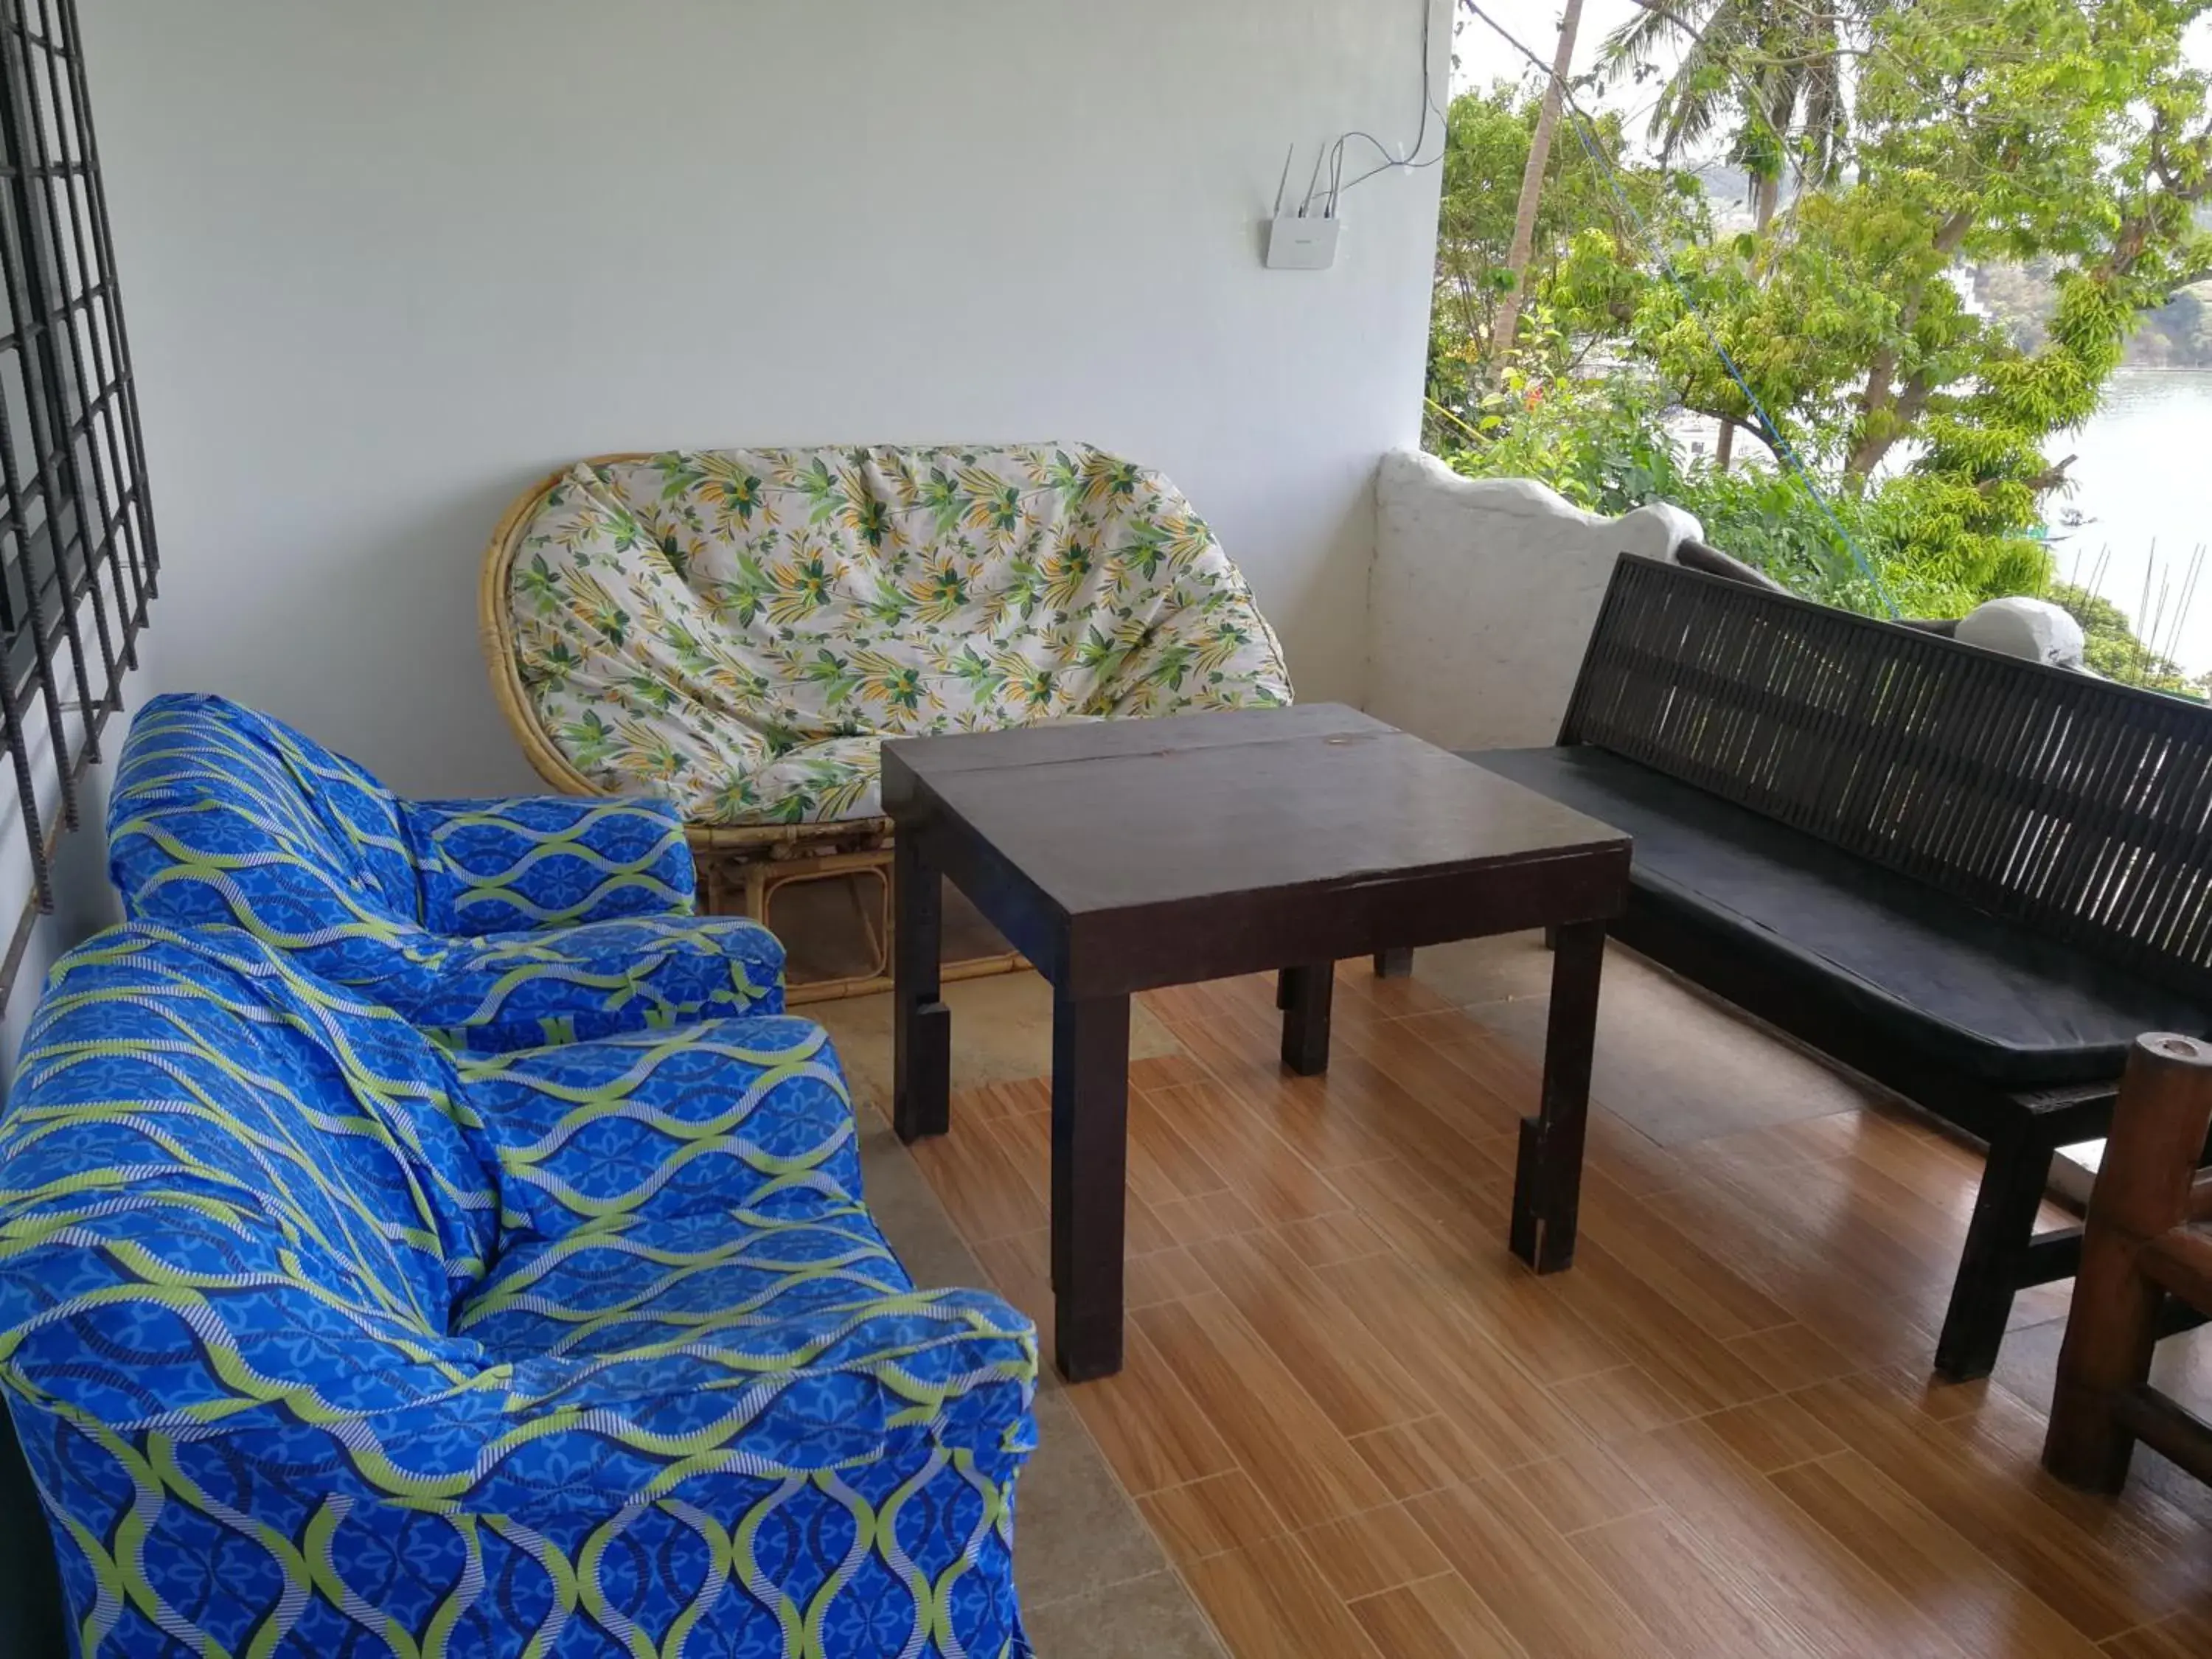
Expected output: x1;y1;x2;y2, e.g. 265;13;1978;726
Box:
2048;366;2212;675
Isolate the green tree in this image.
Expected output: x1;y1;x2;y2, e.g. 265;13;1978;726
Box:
1604;0;1858;229
1425;85;1699;445
2050;582;2205;694
1494;0;1587;361
1546;0;2212;608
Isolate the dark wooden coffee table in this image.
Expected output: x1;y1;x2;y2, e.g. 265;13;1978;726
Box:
884;704;1630;1381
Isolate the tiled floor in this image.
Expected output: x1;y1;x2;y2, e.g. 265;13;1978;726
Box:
843;1006;1227;1657
846;934;2212;1659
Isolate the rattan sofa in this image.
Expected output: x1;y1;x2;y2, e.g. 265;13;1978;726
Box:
481;444;1293;998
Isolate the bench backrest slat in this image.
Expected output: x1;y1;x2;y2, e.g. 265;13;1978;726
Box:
1563;557;2212;1001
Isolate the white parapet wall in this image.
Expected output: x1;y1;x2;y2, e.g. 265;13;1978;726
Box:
1367;450;1705;752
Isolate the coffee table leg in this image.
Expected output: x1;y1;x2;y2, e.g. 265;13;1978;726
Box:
1374;948;1414;980
1279;963;1334;1076
1051;985;1130;1382
893;830;950;1143
1511;921;1604;1273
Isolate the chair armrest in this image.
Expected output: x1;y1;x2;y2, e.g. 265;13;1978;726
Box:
414;919;787;1054
406;795;696;934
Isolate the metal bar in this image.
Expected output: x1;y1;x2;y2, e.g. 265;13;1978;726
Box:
26;9;128;698
0;0;95;789
10;0;115;749
55;0;154;611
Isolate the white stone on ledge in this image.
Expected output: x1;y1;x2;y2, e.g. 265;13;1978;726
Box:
1367;451;1703;753
1954;596;2088;672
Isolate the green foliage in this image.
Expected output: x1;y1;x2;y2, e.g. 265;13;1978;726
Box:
1427;0;2212;669
1440;333;1941;613
1425;85;1702;439
2049;582;2209;694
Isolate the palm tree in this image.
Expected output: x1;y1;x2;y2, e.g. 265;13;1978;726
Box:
1492;0;1587;363
1604;1;1859;465
1605;0;1856;230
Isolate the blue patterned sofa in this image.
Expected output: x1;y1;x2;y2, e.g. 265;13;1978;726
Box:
0;923;1037;1657
106;693;786;1052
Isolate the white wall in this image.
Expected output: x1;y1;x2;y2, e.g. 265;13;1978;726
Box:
0;655;157;1093
1368;451;1701;752
77;0;1447;796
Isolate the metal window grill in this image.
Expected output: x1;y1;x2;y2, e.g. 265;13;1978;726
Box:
0;0;156;990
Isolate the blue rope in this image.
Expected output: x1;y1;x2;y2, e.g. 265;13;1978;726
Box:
1551;84;1902;616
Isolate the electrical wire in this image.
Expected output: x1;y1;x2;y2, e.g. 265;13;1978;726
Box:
1458;0;1901;616
1326;0;1450;204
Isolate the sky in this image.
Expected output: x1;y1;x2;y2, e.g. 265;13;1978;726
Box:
1451;2;1659;101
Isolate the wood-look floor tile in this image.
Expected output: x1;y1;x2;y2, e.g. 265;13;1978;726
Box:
1271;1208;1392;1267
1407;1479;1666;1659
1698;1392;1848;1474
1571;1508;1826;1658
1834;1112;1984;1219
1726;1321;1863;1394
1315;1250;1590;1470
1550;1363;1703;1442
1699;1110;1884;1172
1189;1230;1433;1436
1180;1532;1388;1659
883;959;2205;1659
954;1078;1048;1121
1134;1469;1287;1568
1638;1174;1940;1373
1348;1572;1530;1659
1346;1413;1496;1500
1539;1238;1782;1416
1498;1439;1660;1535
1703;1155;1956;1322
1126;1090;1231;1209
1326;958;1460;1020
1844;1360;1992;1423
1147;1187;1266;1248
1126;1048;1208;1091
1576;1171;1796;1342
1796;1376;2194;1641
1061;1321;1238;1498
1396;1006;1544;1103
1148;1081;1352;1225
1124;1244;1211;1310
1769;1451;2104;1659
2103;1607;2212;1659
1135;1294;1391;1530
1293;1500;1451;1601
1318;1163;1624;1385
1931;1384;2211;1604
906;1121;1046;1242
1320;1018;1526;1161
1608;1416;1996;1658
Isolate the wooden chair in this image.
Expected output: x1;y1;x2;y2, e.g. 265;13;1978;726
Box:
2042;1032;2212;1493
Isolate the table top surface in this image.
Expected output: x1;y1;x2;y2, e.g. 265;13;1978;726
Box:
882;704;1629;917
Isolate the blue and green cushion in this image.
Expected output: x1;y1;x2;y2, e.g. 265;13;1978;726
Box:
0;922;1037;1658
106;692;784;1052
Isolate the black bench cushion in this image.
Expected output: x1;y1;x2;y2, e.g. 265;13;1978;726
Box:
1469;746;2210;1089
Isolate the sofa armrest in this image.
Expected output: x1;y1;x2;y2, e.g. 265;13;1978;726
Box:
410;919;786;1054
407;795;696;934
7;1290;1036;1655
455;1014;839;1234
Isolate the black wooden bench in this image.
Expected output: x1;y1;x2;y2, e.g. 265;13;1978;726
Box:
1461;554;2212;1380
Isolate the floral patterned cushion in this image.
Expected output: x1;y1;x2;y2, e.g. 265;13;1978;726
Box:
505;445;1294;823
